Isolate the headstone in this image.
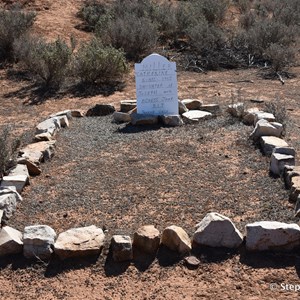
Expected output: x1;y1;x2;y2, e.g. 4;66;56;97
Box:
135;54;178;116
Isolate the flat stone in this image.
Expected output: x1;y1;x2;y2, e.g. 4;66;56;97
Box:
23;225;57;260
1;175;29;193
260;136;288;156
290;176;300;202
133;225;160;255
182;110;212;123
250;119;283;140
36;118;60;136
130;113;158;125
17;158;41;176
161;225;191;255
54;115;69;128
182;99;203;110
283;166;300;189
161;115;183;127
20;141;56;164
200;103;220;114
54;225;105;260
112;111;131;123
34;132;54;142
270;153;295;176
246;221;300;251
111;235;133;262
178;100;188;115
49;110;72;120
184;256;200;268
227;103;244;118
0;226;23;256
86;104;115;116
242;108;261;125
8;164;29;178
254;111;275;125
120;100;137;113
273;146;296;157
193;212;243;249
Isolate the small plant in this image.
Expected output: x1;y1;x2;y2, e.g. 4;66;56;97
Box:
0;127;21;179
72;38;128;85
0;8;35;62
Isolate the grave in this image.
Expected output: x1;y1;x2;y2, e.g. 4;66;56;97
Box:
135;53;178;116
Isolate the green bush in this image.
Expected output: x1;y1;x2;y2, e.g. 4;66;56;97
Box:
14;36;73;88
72;38;128;85
0;8;35;61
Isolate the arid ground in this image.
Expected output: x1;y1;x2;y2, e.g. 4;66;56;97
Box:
0;1;300;299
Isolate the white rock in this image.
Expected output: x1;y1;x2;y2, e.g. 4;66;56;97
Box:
49;110;72;120
113;111;131;123
34;132;54;142
227;103;244;118
161;225;191;254
178;100;189;115
161;115;183;127
250;119;283;140
111;235;133;262
193;212;243;248
133;225;160;254
54;225;105;260
131;113;159;125
254;112;275;125
17;158;42;176
270;153;295;176
182;110;212;123
0;190;18;222
8;164;29;178
0;175;29;193
36;118;60;136
182;99;203;110
290;176;300;202
23;225;57;260
54;115;69;128
20;141;56;164
246;221;300;251
0;226;23;256
260;136;288;156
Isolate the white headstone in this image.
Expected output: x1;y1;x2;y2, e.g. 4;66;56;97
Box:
135;54;178;115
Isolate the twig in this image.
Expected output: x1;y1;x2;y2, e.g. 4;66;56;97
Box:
276;72;285;85
228;80;254;84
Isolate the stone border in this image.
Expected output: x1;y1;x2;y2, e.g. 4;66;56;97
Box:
1;102;300;264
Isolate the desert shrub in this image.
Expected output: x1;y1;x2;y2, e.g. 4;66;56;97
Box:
72;38;128;84
14;36;73;88
0;8;35;61
0;127;21;179
264;98;288;132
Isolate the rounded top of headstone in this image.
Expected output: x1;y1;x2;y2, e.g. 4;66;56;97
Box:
139;53;172;64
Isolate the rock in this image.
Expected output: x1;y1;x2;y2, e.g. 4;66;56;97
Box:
290;176;300;202
133;225;160;255
245;221;300;251
182;99;203;110
49;110;72;120
111;235;133;262
34;132;54;142
54;115;69;128
8;164;29;179
161;225;191;255
71;110;84;118
283;166;300;189
23;225;57;260
273;146;296;157
270;153;295;176
182;110;212;123
54;225;105;260
17;158;41;176
178;100;189;115
250;99;264;103
130;113;159;125
36;118;60;136
161;115;183;127
260;136;288;156
242;108;260;125
86;104;115;116
294;196;300;217
250;119;283;140
120;100;137;113
254;111;276;125
20;141;56;165
0;226;23;256
184;256;200;268
193;212;243;249
200;104;220;114
112;111;131;123
0;175;29;193
227;103;244;118
0;189;19;222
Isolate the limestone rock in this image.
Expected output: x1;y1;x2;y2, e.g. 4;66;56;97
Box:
182;110;212;123
0;226;23;256
17;158;41;176
200;104;220;114
23;225;57;260
161;225;191;254
290;176;300;202
49;110;72;120
133;225;160;254
270;153;295;176
34;132;54;142
54;225;105;260
36;118;60;136
120;100;137;113
0;189;18;222
161;115;183;127
250;119;283;140
178;100;189;115
131;113;158;125
111;235;133;262
245;221;300;251
260;136;288;156
1;175;29;193
182;99;203;110
273;146;296;157
112;111;131;123
254;111;275;125
283;166;300;189
8;164;29;178
86;104;115;116
227;103;244;118
54;115;69;128
242;108;260;125
20;141;56;164
193;212;243;248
